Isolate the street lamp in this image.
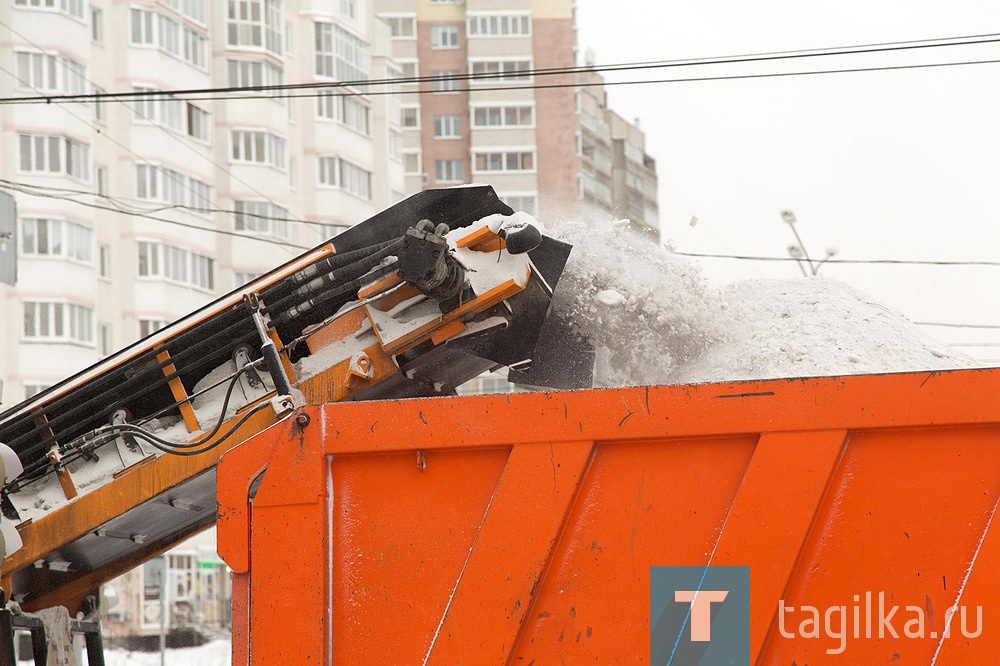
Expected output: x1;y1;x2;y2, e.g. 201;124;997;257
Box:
781;210;837;276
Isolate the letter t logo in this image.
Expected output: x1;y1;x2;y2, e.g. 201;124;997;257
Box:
674;590;730;641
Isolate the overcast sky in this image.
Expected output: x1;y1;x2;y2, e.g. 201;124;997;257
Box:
576;1;1000;361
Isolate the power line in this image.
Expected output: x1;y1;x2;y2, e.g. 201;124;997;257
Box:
0;178;327;227
672;251;1000;267
915;321;1000;330
4;32;1000;106
0;18;309;251
0;180;309;249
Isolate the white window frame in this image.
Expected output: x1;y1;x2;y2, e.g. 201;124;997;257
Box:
233;200;291;239
227;0;283;55
13;0;85;21
315;21;369;82
230;129;287;170
435;159;463;183
137;240;215;291
339;159;372;201
23;300;95;345
402;151;421;175
379;13;415;39
431;70;461;93
434;115;462;139
431;25;460;49
467;12;531;37
473;149;536;174
471;104;535;129
469;58;532;82
15;51;88;95
20;217;94;263
18;133;90;181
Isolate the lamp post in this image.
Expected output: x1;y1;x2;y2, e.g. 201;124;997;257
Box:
782;210;838;276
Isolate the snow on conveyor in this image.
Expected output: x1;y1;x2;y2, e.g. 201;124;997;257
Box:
548;219;978;387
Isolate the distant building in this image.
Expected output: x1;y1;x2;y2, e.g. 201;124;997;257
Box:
101;529;230;645
0;0;404;400
374;0;659;234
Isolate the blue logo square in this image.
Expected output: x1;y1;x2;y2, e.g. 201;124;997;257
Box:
650;566;750;665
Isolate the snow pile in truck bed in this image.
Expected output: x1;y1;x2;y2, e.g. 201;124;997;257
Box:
548;219;978;386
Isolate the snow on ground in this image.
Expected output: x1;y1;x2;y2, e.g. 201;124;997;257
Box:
548;219;978;387
99;639;231;666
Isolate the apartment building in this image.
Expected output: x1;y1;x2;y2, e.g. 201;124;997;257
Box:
374;0;658;234
0;0;404;402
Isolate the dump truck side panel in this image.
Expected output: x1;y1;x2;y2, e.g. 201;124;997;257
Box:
218;369;1000;664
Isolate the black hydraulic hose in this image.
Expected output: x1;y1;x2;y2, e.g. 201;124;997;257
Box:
11;361;262;488
263;239;404;317
1;319;259;453
260;239;399;303
8;331;260;464
271;261;400;326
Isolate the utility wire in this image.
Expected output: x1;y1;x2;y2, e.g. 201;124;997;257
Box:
672;251;1000;267
0;180;309;249
0;177;328;227
4;31;1000;105
915;321;1000;330
0;18;308;251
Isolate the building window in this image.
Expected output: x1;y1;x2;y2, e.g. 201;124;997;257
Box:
24;383;53;399
470;60;531;81
90;7;104;44
15;51;87;95
340;0;355;19
434;115;461;139
133;87;184;130
227;0;283;55
99;244;111;278
500;194;537;216
183;26;207;69
472;105;533;128
137;241;215;290
432;70;460;93
625;141;645;163
233;270;262;287
93;86;107;122
138;319;169;338
18;133;89;180
380;14;415;38
21;218;94;262
315;21;369;82
474;150;535;172
186;103;211;142
13;0;85;20
228;60;284;100
157;0;207;23
231;130;286;169
95;165;108;196
339;160;372;200
23;301;94;344
130;8;204;67
233;200;290;238
317;156;338;186
399;60;418;80
435;159;463;183
320;222;350;239
402;151;421;175
98;322;113;356
401;106;419;128
389;130;402;161
431;25;459;49
467;13;531;37
316;92;370;135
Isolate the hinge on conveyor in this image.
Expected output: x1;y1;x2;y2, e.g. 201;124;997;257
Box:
244;293;294;399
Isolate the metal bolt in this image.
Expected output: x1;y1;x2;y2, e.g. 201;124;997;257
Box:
295;412;310;429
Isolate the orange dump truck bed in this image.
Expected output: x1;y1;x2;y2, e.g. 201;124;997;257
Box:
216;368;1000;664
